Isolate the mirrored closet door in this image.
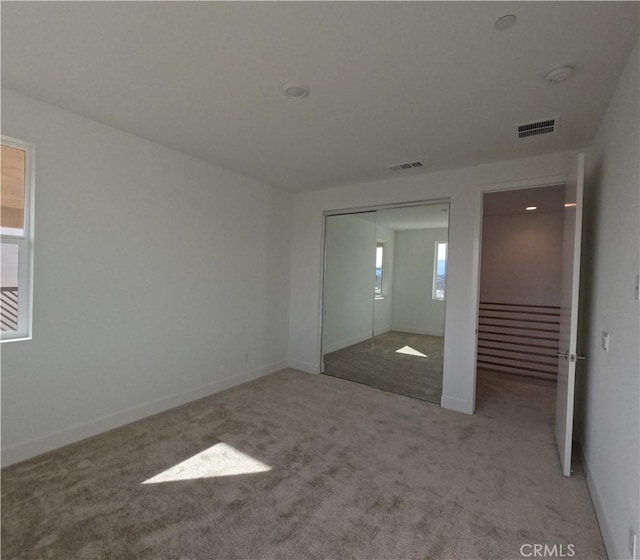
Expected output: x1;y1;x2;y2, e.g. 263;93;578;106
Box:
322;202;449;404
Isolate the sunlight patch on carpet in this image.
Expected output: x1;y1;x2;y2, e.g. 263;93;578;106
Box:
395;345;427;358
142;443;271;483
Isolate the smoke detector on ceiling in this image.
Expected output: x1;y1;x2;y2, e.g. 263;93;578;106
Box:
388;160;424;172
544;66;575;84
282;82;310;98
494;15;517;31
515;117;560;139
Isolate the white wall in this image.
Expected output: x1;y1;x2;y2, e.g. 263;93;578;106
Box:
481;212;564;307
288;150;576;413
0;89;292;466
392;228;447;336
577;41;639;560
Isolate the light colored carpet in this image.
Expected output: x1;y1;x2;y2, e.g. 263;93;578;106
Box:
323;331;444;403
1;369;605;559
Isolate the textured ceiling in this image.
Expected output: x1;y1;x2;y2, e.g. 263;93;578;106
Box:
2;2;638;191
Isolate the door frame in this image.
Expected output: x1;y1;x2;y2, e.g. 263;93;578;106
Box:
470;174;568;410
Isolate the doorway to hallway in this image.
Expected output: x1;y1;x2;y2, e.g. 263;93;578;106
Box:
477;184;565;386
476;153;585;477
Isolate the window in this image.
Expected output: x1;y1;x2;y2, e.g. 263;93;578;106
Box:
1;137;34;340
432;241;447;301
374;241;384;296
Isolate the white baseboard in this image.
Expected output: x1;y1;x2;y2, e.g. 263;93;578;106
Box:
323;332;372;354
1;361;287;468
322;327;394;355
391;327;444;337
440;394;473;415
575;441;617;560
288;359;320;374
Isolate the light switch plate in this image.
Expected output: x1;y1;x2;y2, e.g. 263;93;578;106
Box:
601;332;610;352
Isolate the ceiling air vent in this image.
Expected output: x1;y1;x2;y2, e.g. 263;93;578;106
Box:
516;117;560;139
388;160;424;172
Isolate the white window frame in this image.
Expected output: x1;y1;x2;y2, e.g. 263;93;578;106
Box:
374;240;384;298
1;135;35;342
432;240;447;301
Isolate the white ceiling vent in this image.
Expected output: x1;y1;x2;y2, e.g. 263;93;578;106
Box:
516;117;560;139
388;160;424;172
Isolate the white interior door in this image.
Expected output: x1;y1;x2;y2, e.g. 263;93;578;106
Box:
555;153;585;477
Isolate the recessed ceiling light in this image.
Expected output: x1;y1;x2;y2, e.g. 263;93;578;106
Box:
525;206;537;211
544;66;575;84
282;82;310;99
494;15;517;31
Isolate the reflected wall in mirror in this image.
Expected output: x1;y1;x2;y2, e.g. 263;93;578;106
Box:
322;212;377;357
322;203;449;404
